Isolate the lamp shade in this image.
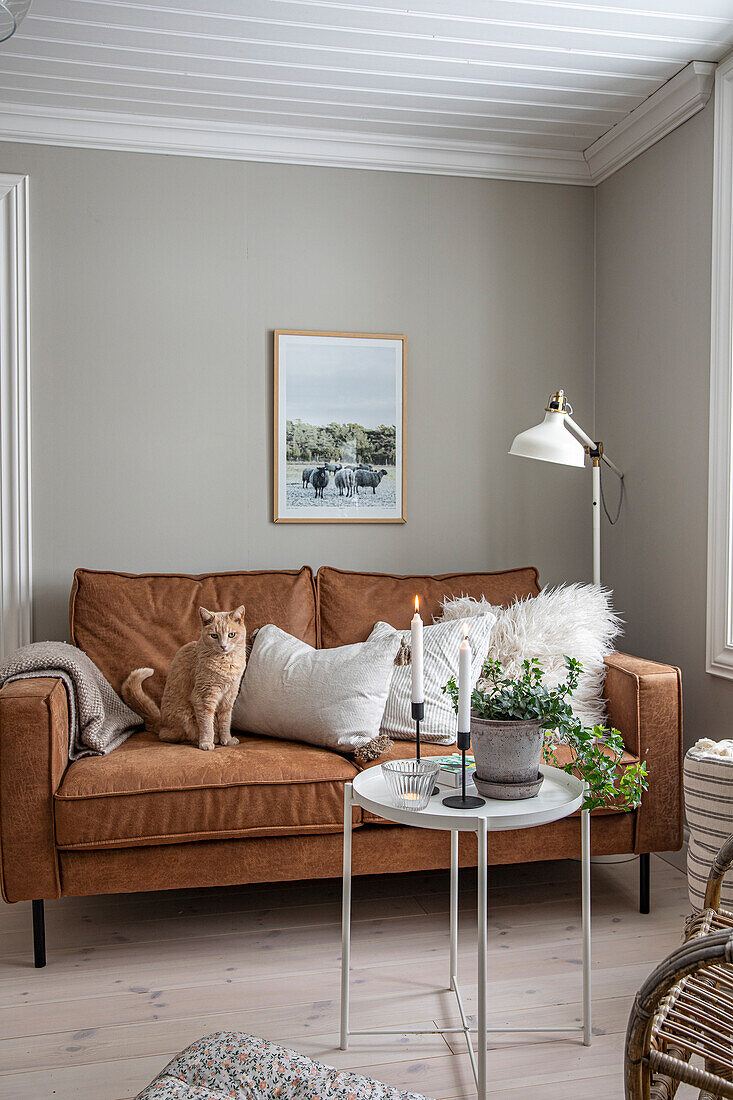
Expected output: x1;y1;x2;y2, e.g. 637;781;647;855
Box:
509;410;585;468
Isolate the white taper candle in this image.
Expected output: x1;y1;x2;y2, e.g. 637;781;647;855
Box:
458;623;471;732
411;596;424;705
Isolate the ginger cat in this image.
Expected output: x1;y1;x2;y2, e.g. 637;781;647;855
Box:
122;606;246;751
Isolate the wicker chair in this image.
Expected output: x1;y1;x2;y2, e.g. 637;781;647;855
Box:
625;835;733;1100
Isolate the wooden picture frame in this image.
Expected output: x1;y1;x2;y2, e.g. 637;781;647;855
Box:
274;330;406;524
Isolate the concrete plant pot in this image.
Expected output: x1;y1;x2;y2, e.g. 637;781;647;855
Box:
469;715;546;800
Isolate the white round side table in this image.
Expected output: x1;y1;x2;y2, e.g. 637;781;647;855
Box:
340;763;590;1100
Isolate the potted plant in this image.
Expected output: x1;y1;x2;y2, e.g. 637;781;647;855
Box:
443;656;648;809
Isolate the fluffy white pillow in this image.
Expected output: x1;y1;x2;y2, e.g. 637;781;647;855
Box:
380;613;496;744
438;584;621;729
232;621;402;750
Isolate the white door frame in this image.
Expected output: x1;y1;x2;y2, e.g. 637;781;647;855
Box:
707;54;733;679
0;173;31;658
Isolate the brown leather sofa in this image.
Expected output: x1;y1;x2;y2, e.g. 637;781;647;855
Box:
0;565;683;967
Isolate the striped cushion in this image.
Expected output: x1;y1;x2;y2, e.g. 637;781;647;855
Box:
684;750;733;910
380;614;495;744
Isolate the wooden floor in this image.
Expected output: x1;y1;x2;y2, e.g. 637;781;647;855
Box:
0;853;698;1099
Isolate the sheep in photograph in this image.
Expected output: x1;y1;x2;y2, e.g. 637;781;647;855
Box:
301;467;314;488
310;466;329;499
354;468;388;494
326;462;343;473
335;467;355;498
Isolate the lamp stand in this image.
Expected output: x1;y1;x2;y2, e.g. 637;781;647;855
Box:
591;451;601;587
568;426;622;587
582;439;623;586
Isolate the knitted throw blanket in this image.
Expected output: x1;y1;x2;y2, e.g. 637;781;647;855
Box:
0;641;141;759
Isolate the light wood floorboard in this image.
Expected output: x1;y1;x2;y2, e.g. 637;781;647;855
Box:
0;854;700;1098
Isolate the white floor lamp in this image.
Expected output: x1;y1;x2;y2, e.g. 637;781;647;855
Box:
509;390;624;586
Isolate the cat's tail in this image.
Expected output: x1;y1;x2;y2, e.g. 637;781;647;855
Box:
121;668;161;732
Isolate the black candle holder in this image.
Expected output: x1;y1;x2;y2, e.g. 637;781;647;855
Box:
412;701;439;795
442;730;485;809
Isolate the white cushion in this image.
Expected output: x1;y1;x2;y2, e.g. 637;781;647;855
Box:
438;584;621;729
232;622;401;750
380;614;496;745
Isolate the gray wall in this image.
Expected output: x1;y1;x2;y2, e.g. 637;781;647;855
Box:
0;143;595;641
595;102;727;747
2;119;721;741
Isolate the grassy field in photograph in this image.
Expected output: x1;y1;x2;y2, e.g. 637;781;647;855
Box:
286;464;397;510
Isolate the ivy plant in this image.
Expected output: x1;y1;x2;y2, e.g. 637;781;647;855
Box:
443;656;648;813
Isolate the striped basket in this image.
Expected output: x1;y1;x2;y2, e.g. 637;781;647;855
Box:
684;748;733;911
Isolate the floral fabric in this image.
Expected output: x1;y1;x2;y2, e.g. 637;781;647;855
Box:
136;1032;433;1100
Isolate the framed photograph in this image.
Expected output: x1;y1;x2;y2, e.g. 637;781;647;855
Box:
274;330;406;524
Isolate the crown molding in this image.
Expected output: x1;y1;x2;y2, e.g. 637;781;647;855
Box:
0;61;717;186
584;61;715;185
0;101;593;185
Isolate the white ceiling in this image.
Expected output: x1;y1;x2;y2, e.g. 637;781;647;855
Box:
0;0;731;183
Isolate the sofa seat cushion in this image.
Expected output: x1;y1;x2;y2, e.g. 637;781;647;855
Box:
70;567;317;705
54;732;359;849
317;566;540;648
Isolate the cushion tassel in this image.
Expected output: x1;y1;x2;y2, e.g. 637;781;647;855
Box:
354;733;394;763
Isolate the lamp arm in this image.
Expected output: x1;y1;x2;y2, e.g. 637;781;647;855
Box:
564;414;598;450
601;452;624;480
565;415;624;480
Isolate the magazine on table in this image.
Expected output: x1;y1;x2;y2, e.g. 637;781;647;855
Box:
433;753;477;788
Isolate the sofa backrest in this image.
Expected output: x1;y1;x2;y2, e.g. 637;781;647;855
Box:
70;568;317;704
317;566;540;648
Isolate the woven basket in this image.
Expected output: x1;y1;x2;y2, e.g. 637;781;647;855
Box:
685;748;733;910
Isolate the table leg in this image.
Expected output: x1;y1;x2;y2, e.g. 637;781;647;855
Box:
450;829;458;991
340;782;353;1051
581;807;592;1046
477;818;488;1100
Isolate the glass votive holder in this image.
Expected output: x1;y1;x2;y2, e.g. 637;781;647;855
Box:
382;759;439;811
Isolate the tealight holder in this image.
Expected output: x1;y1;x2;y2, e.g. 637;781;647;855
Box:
382;759;440;811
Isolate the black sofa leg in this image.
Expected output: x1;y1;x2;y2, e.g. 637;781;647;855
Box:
32;900;46;968
639;853;650;915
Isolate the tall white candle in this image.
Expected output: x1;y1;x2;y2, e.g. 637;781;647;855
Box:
458;623;472;732
411;595;424;705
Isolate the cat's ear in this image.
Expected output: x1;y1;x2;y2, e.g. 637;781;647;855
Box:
232;605;245;624
199;606;214;625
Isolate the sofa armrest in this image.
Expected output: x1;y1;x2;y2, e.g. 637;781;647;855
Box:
0;678;69;903
603;652;683;854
